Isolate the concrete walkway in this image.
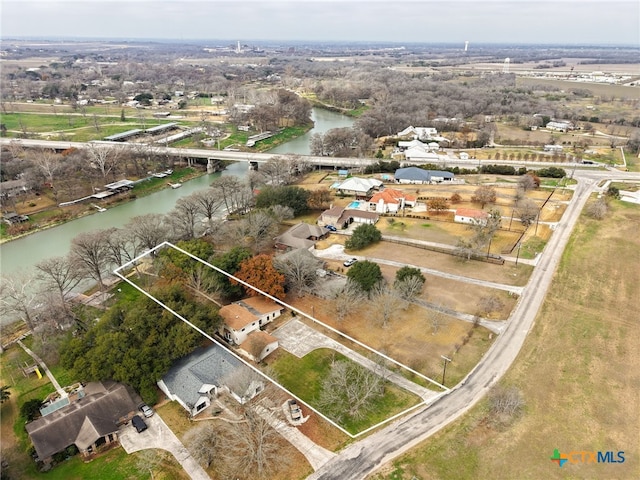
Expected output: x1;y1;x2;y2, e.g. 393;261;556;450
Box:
119;413;210;480
17;340;66;398
273;319;440;402
254;405;336;470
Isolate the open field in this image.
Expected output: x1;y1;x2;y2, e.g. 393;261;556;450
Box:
370;198;640;480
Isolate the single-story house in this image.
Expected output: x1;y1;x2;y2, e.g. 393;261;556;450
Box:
25;381;139;465
219;297;284;347
0;179;29;198
240;330;279;363
318;206;379;228
404;146;440;163
274;223;327;250
397;126;438;140
546;121;574;132
454;208;489;226
2;212;30;225
459;152;470;160
332;177;383;197
544;144;563;153
368;188;417;214
395;167;454;184
158;345;264;416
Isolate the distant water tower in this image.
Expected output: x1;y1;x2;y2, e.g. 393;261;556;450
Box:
464;40;469;52
503;57;510;74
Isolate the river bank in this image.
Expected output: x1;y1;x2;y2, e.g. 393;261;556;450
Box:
0;165;208;245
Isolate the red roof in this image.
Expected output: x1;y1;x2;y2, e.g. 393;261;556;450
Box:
369;188;416;204
455;208;488;218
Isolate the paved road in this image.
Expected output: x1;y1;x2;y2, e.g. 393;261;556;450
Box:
307;178;596;479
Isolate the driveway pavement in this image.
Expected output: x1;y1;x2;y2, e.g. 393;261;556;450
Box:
273;319;441;402
119;413;210;480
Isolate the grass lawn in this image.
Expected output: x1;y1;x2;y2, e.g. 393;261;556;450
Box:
370;199;640;480
269;348;420;435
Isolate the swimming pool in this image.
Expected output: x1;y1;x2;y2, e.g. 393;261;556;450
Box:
347;201;361;209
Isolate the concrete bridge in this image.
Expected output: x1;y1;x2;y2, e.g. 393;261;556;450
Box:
0;137;604;172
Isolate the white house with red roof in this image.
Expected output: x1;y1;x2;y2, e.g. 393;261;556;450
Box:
219;297;283;361
368;188;417;214
454;208;489;226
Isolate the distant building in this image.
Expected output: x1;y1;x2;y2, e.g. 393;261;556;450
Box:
394;167;454;184
332;177;383;197
454;208;488;226
546;121;574;132
544;145;564;153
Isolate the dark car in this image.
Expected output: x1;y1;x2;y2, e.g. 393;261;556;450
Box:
132;415;147;433
325;225;337;232
343;258;358;267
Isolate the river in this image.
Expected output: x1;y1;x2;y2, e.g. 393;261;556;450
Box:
0;108;354;280
268;107;355;155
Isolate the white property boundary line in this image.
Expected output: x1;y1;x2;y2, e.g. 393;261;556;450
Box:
113;241;447;439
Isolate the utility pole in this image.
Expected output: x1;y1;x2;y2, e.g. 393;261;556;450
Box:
441;355;452;386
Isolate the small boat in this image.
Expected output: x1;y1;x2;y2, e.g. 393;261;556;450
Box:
92;204;107;212
169;182;182;189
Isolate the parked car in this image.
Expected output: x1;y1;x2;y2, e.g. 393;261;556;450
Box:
139;403;154;418
343;258;358;267
132;415;147;433
325;225;337;232
288;399;302;421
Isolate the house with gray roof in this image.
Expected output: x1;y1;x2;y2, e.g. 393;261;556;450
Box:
274;222;327;250
25;381;140;465
394;167;454;184
157;344;263;417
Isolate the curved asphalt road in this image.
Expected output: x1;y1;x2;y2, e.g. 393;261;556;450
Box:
308;177;596;480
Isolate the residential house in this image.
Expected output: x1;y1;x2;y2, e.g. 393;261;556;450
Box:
404;146;440;163
459;152;470;160
0;179;29;199
318;206;379;228
158;345;264;416
274;223;327;250
397;126;438;140
544;144;564;153
546;121;574;132
395;167;454;184
26;381;139;466
219;297;284;346
368;188;416;214
332;177;383;197
454;208;489;226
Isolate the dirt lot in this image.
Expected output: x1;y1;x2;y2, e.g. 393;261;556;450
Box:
370;199;640;480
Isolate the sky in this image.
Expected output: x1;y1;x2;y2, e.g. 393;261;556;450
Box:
1;0;639;46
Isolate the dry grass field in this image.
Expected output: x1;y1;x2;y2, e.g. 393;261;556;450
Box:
370;198;640;480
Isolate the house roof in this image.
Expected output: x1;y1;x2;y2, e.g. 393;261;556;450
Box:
455;208;488;219
25;381;139;460
394;167;454;181
236;296;283;316
340;209;379;222
161;345;244;408
335;177;383;193
274;222;326;249
241;331;278;359
321;206;345;218
404;146;439;160
220;303;259;330
369;188;416;205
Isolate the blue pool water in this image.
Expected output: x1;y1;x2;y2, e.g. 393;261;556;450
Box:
347;201;361;209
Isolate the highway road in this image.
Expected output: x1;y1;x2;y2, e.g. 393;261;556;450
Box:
308;168;640;480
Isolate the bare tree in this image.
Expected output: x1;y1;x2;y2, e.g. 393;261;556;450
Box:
488;385;525;425
211;175;252;215
216;408;285;480
517;174;538;191
332;279;365;321
429;307;447;335
70;230;111;290
183;425;219;469
86;144;120;180
0;273;41;331
273;249;322;297
167;196;201;240
318;356;387;422
190;188;225;226
471;185;497;208
478;295;505;317
515;198;538;227
369;282;403;328
394;275;425;303
586;198;609;220
268;204;294;223
35;255;82;311
31;148;62;200
259;156;293;186
125;214;169;252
